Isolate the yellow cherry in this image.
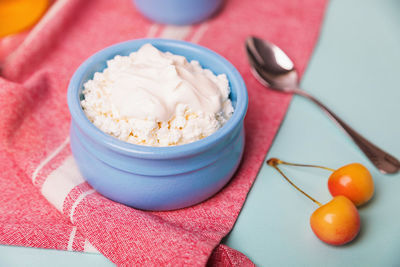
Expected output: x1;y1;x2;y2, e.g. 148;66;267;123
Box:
328;163;374;206
310;196;360;245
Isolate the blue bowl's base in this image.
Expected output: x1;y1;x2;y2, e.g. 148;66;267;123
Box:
70;126;245;211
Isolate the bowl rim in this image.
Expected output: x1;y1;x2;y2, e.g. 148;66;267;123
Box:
67;38;248;159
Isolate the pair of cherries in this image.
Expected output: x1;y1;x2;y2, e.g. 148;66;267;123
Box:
267;158;374;246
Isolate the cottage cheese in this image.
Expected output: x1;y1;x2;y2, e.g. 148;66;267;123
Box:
81;43;234;147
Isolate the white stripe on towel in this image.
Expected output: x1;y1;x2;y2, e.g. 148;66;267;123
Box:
189;23;209;43
160;25;193;40
41;155;84;212
70;189;96;223
67;226;77;251
32;136;70;183
146;24;160;38
84;239;100;253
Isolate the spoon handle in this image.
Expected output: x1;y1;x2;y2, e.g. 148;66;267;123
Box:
293;88;400;174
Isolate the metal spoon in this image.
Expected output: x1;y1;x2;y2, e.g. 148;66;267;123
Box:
245;36;400;174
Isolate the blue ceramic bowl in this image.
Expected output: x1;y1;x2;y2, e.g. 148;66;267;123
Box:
67;39;248;211
133;0;223;25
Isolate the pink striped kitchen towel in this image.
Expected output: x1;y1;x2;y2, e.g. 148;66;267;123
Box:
0;0;328;265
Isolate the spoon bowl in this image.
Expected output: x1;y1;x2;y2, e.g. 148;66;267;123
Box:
246;37;298;92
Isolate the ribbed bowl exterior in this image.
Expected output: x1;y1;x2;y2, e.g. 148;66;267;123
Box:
67;39;248;210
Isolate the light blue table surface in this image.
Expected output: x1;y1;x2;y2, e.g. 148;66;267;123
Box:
1;0;399;266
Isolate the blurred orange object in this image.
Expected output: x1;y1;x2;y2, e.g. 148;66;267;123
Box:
0;0;49;38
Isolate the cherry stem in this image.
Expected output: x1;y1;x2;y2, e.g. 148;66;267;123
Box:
267;158;322;207
268;158;335;172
